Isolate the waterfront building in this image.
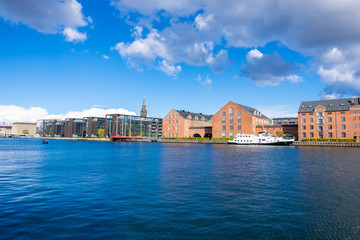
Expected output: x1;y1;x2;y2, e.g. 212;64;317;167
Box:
298;97;360;141
42;119;65;137
212;101;270;138
105;114;162;138
162;110;212;138
64;118;85;138
11;122;37;136
0;126;12;137
83;117;106;138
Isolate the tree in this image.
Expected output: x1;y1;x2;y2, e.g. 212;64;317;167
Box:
141;131;145;137
98;129;105;138
23;129;29;134
276;131;284;137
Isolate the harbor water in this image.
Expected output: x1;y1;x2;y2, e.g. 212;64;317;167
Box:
0;139;359;239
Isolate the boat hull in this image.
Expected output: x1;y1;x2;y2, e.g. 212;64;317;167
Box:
227;141;294;146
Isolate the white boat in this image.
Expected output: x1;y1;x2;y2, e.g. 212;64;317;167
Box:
228;132;295;145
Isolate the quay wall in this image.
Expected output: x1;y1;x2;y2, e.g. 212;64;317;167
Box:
292;141;360;147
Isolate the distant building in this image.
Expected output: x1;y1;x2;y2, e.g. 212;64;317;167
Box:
64;118;84;138
105;114;162;138
12;122;36;136
272;117;298;125
298;97;360;141
0;126;12;137
212;101;269;138
162;110;212;138
140;97;147;117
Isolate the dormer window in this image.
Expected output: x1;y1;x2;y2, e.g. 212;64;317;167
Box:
340;103;345;106
309;105;313;108
329;104;334;107
195;116;199;120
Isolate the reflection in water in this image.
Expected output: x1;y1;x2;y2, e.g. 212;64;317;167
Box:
0;139;359;239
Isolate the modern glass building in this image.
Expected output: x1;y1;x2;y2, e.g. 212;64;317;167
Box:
105;114;162;138
83;117;106;138
42;119;65;137
65;118;85;138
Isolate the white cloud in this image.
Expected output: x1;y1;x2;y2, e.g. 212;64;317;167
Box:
111;0;360;95
131;26;143;38
0;105;135;125
196;74;212;86
247;49;263;60
0;0;89;42
103;55;111;60
321;93;341;100
157;60;181;77
63;27;87;43
194;14;213;31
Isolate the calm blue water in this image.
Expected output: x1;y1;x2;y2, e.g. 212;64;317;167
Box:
0;139;359;239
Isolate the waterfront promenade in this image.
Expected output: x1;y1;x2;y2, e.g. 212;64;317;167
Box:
39;137;360;147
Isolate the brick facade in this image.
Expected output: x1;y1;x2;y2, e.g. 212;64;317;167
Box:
298;98;360;141
212;101;269;138
162;110;212;138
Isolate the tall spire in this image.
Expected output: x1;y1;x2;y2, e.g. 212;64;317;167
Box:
140;96;147;117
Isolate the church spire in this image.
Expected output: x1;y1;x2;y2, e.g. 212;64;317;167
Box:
140;96;147;117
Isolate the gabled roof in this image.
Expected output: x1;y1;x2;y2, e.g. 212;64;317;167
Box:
175;110;212;121
298;98;360;113
235;103;269;119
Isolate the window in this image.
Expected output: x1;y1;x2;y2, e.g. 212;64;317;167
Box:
327;112;332;114
229;118;233;123
328;117;332;122
229;125;233;130
229;132;233;138
341;124;346;129
328;125;333;130
302;126;306;130
341;111;345;114
310;125;314;130
310;133;314;138
222;111;225;116
302;113;305;116
222;118;225;123
222;125;226;130
168;133;170;137
318;119;323;124
354;124;356;129
237;125;241;130
175;115;178;118
237;117;241;123
229;107;233;116
171;133;174;137
353;117;356;120
359;116;360;120
341;132;346;138
237;111;241;115
354;132;357;135
168;127;170;130
175;127;178;130
302;133;306;138
175;133;178;137
172;114;174;118
176;120;178;123
353;111;356;113
168;120;170;123
171;127;174;130
318;126;324;131
172;120;174;123
310;113;313;115
302;118;306;123
328;132;333;138
222;133;225;138
341;117;346;122
168;115;170;118
309;118;314;123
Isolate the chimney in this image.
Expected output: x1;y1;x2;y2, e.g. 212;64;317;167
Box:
351;97;359;105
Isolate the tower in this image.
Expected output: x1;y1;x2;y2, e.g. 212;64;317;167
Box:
140;96;147;117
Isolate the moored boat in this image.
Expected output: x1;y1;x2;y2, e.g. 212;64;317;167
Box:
228;132;294;145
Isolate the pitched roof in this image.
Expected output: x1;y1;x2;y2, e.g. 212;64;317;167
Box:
175;110;212;121
235;103;269;119
298;98;360;113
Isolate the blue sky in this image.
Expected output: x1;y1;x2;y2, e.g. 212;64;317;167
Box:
1;0;359;124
